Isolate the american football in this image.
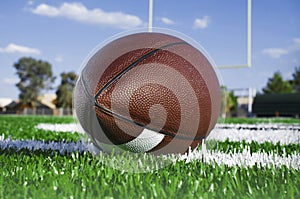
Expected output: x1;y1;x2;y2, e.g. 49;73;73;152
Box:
75;32;221;154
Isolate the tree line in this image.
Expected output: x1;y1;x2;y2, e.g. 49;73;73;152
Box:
262;67;300;94
13;57;77;109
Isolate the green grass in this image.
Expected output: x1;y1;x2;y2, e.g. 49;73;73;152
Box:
206;139;300;156
222;117;300;124
1;150;299;199
0;115;299;198
0;115;81;142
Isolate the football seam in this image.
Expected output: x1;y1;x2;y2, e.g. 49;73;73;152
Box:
94;41;187;98
94;41;207;141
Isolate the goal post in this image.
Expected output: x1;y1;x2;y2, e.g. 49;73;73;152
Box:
148;0;153;32
217;0;252;69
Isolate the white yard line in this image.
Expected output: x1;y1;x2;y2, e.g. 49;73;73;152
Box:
179;146;300;169
0;137;299;169
34;123;300;145
216;123;300;130
35;123;84;134
209;124;300;145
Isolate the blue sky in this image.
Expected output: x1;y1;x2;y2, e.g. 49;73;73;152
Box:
0;0;299;99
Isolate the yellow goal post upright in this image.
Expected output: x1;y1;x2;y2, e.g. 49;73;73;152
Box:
217;0;252;69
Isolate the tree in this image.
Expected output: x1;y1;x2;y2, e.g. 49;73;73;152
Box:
292;66;300;92
55;72;77;108
221;86;238;117
14;57;55;106
262;71;293;94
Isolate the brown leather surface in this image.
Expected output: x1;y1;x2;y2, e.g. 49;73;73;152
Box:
128;84;181;134
91;32;220;154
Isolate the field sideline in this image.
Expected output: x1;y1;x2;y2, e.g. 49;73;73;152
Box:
0;115;299;198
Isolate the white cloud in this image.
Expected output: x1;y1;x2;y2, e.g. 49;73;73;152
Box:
54;55;63;62
160;17;174;25
0;43;41;55
30;2;143;29
3;78;19;85
193;16;210;29
293;38;300;45
262;37;300;59
262;48;288;59
289;37;300;51
32;3;60;17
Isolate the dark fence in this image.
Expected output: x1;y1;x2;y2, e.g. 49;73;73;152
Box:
252;93;300;117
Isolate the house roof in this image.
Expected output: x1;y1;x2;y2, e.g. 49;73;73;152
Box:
0;98;13;108
4;93;57;110
38;93;56;109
